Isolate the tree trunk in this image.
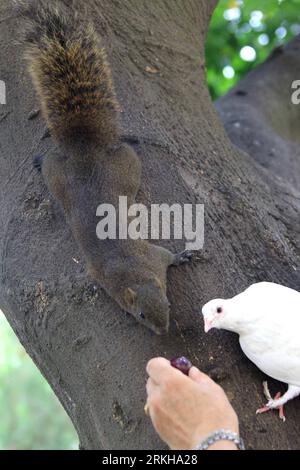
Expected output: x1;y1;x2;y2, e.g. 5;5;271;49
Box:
0;0;299;450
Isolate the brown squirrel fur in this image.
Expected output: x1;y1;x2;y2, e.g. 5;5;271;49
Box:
19;0;192;334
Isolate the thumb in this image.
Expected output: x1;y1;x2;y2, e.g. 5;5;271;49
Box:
188;366;210;384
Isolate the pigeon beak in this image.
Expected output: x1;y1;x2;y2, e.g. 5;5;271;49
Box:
204;318;213;333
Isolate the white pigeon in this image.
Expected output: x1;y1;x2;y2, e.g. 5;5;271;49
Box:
202;282;300;421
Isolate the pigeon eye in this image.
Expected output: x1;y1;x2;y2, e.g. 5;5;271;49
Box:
217;307;223;314
139;312;145;320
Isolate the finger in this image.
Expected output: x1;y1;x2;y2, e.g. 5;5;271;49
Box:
188;366;211;384
146;377;158;397
146;357;170;380
146;357;180;384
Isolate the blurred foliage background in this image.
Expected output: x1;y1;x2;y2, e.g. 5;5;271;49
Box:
0;312;78;449
206;0;300;99
0;0;300;451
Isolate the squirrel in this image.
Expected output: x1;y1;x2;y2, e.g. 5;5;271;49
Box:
19;0;193;335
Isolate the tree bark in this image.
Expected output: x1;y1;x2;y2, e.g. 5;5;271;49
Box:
0;0;299;450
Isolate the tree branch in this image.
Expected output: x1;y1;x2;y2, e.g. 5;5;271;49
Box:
0;0;299;450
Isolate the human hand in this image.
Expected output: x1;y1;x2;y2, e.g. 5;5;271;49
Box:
146;357;239;450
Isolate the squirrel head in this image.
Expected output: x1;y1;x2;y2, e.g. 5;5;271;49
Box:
123;281;170;335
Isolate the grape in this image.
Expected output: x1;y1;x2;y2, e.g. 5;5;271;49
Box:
170;356;192;375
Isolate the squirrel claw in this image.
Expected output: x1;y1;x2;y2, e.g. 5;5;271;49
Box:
33;154;44;172
172;250;193;266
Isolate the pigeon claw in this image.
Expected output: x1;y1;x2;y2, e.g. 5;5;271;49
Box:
279;405;286;422
256;405;270;415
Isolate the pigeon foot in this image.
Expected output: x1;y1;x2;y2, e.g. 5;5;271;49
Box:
256;381;286;422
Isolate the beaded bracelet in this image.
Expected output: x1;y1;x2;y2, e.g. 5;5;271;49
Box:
195;429;245;450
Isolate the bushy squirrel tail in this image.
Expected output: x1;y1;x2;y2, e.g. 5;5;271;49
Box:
18;0;119;146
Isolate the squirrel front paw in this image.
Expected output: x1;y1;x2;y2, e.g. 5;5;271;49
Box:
172;250;194;266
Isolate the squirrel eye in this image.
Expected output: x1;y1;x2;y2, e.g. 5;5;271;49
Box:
217;307;223;314
139;312;145;320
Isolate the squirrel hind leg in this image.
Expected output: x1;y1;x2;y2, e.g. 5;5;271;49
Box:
33;154;44;172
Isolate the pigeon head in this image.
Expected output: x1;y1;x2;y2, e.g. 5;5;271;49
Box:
202;298;230;332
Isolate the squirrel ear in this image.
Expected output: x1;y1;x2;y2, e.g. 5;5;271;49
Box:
123;287;137;306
